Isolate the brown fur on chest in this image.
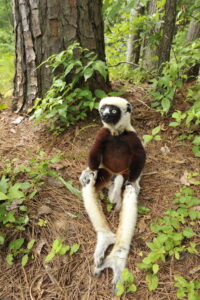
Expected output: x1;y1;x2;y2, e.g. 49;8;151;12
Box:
101;132;142;174
88;127;145;180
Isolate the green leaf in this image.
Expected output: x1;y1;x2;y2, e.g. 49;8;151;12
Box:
94;89;107;99
127;283;137;292
0;235;5;245
176;288;186;298
108;91;123;97
69;244;80;256
161;98;171;113
187;244;198;254
64;63;75;77
146;273;159;291
192;146;200;157
93;61;107;80
3;211;16;224
121;268;134;283
58;244;70;255
52;239;62;251
189;210;198;220
108;0;122;19
0;191;8;200
137;262;153;271
6;254;14;265
138;205;150;215
27;239;35;250
45;251;56;262
7;184;25;200
116;281;125;296
0;102;8;110
143;135;153;144
188;292;200;300
106;203;113;212
9;238;24;251
152;126;161;135
174;276;188;287
21;254;29;267
84;68;94;81
182;227;195;238
57;177;82;199
19;182;32;190
19;205;27;212
192;136;200;146
169;122;180;127
152;264;159;274
0;175;9;193
154;135;161;141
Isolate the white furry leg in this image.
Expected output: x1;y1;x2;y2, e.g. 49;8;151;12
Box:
108;175;124;211
94;231;116;267
80;169;115;267
94;182;138;290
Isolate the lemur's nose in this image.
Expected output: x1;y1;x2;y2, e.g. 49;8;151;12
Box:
102;107;110;116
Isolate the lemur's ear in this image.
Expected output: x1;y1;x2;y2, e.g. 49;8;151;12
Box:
126;103;132;113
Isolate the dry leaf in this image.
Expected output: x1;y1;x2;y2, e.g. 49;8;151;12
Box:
35;238;47;255
160;144;170;155
180;171;198;186
47;176;64;187
180;171;191;186
11;116;24;125
193;206;200;211
37;205;52;216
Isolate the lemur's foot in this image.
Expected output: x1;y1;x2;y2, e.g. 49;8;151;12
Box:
109;189;122;211
125;180;140;195
79;169;97;187
108;175;123;211
94;231;116;268
94;247;128;291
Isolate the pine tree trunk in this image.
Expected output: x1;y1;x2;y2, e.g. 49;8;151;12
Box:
186;17;200;79
12;0;107;112
157;0;177;73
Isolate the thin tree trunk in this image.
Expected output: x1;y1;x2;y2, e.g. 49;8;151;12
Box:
143;0;158;71
157;0;177;73
186;18;200;42
186;16;200;79
12;0;107;112
126;6;144;65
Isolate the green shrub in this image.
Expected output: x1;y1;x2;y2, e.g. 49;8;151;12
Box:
150;38;200;114
31;42;108;131
0;53;14;96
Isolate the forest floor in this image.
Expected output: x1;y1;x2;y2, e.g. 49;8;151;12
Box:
0;83;199;300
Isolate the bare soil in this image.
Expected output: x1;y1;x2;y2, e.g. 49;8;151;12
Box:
0;84;199;300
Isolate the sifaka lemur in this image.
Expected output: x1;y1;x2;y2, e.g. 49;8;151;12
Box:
79;97;146;291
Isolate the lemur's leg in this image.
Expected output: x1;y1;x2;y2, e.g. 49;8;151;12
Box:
108;175;124;211
80;169;115;267
94;181;139;290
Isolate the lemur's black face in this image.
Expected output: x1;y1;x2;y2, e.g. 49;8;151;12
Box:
99;105;121;124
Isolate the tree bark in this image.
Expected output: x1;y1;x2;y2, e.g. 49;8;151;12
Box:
12;0;107;112
157;0;177;73
143;0;158;71
126;6;144;65
186;16;200;79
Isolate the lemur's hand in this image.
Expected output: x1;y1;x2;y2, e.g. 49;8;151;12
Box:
79;168;98;187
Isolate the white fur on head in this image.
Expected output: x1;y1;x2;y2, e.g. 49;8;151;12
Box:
99;97;135;135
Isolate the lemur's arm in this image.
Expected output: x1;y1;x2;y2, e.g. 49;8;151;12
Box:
88;127;110;170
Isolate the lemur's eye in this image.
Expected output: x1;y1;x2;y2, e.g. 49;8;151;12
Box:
112;109;117;113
